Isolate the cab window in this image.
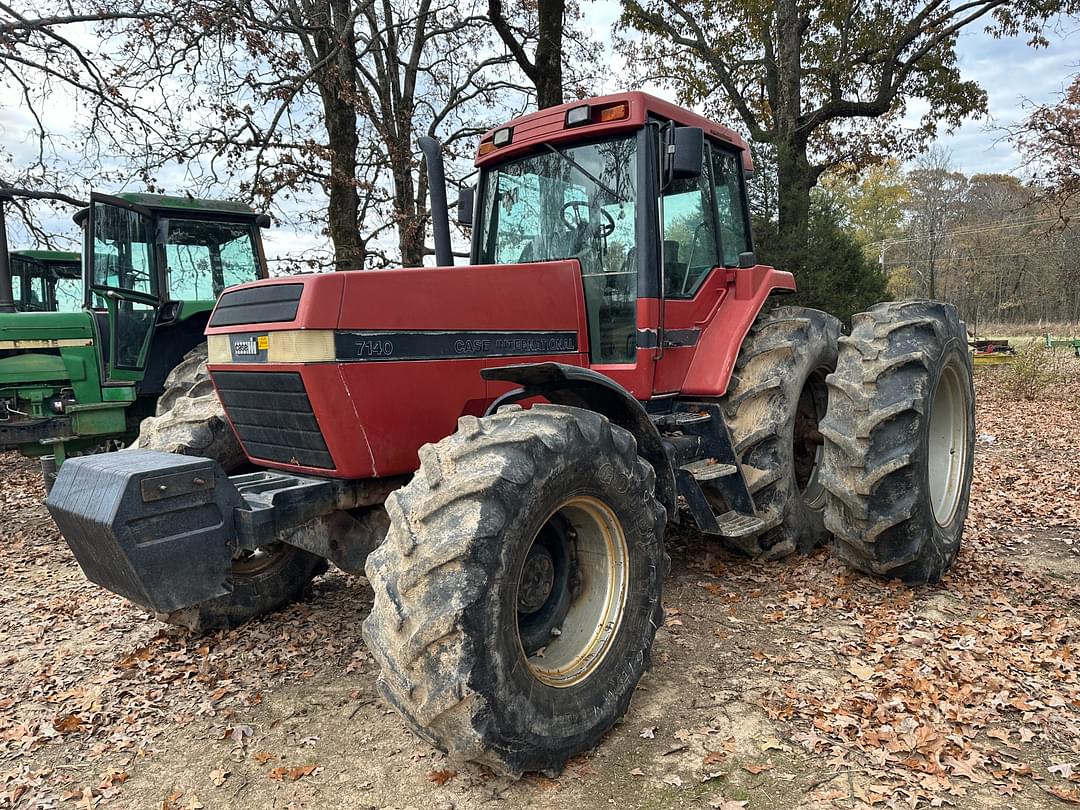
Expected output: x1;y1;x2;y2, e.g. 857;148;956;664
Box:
710;147;751;266
164;219;260;301
92;202;155;296
662;148;718;299
478;136;639;363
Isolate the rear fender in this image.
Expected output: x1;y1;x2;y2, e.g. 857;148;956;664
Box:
682;265;795;397
482;362;676;515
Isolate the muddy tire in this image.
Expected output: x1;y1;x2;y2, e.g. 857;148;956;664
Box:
717;306;841;559
135;344;326;631
363;404;668;776
134;344;246;471
820;300;974;583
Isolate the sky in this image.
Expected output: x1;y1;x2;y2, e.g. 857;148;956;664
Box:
1;7;1078;262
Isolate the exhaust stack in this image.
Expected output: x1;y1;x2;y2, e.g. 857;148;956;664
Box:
418;136;454;268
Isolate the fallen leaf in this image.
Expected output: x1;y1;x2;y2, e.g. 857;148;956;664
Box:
846;661;876;681
662;773;683;787
1051;763;1077;780
426;769;456;786
209;769;229;787
253;751;274;765
743;761;773;775
1049;785;1080;804
703;751;727;767
640;726;657;739
268;764;318;782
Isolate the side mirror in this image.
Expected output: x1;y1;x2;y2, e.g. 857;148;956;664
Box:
457;186;475;227
255;213;272;229
738;251;757;268
670;127;704;181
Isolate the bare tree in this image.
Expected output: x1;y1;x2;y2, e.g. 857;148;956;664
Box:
110;0;520;269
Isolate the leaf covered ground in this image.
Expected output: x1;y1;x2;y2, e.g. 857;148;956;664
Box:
1;360;1079;809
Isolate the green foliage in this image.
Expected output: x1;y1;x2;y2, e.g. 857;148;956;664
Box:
817;161;911;247
755;205;889;325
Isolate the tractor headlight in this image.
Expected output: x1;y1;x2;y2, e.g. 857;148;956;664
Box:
206;330;336;363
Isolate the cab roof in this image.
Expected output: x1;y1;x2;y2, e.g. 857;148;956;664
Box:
116;193;258;217
475;91;753;172
10;249;80;264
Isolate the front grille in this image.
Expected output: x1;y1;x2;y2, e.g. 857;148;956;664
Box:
213;370;333;469
209;283;303;327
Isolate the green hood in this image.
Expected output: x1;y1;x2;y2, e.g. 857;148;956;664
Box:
0;310;95;344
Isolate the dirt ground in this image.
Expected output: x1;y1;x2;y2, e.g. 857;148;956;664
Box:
1;363;1079;810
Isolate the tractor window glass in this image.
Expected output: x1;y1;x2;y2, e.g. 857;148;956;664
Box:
662;151;718;299
478;136;639;363
52;269;82;312
10;259;26;308
92;202;154;296
710;147;751;266
164;219;260;301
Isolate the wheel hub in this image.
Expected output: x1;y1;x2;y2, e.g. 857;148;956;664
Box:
517;497;628;688
518;544;555;613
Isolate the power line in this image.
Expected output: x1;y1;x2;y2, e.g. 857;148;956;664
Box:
868;209;1080;248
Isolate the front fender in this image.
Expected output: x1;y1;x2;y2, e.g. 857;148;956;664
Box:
482;362;676;515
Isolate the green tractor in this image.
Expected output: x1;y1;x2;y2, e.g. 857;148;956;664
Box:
0;189;270;474
6;250;82;312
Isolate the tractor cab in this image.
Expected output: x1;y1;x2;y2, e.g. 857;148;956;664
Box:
76;193;270;390
464;92;788;399
0;190;269;462
7;251;82;312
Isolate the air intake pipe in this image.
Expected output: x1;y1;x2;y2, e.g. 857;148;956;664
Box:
418;136;453;268
0;198;12;313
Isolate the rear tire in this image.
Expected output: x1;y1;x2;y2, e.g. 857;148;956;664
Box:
134;344;246;471
718;306;841;558
363;404;667;776
135;344;326;631
820;300;975;583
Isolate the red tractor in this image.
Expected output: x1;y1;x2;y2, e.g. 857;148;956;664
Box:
46;92;975;776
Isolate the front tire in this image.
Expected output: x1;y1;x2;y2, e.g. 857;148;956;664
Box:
363;404;667;776
820;300;975;583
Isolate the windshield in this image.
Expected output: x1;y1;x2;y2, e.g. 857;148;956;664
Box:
477;136;639;363
164;218;260;300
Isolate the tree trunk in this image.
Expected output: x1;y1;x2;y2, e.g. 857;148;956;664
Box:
775;140;813;253
534;0;564;108
314;0;361;271
771;0;811;261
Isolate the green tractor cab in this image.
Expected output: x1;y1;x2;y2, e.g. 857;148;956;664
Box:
8;250;82;312
0;191;270;467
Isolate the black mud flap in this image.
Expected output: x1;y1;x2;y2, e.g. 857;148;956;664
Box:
46;449;243;614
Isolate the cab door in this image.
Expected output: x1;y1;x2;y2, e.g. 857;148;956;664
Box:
86;193;162;383
653;138;723;394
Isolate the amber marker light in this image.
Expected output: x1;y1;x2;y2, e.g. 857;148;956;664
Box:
597;102;629;123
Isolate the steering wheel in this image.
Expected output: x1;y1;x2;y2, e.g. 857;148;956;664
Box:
561;200;616;239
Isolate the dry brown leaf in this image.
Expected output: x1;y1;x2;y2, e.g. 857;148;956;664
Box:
253;751;274;765
1049;785;1080;804
427;769;456;786
268;764;317;782
703;751;727;767
742;761;773;775
209;769;229;787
